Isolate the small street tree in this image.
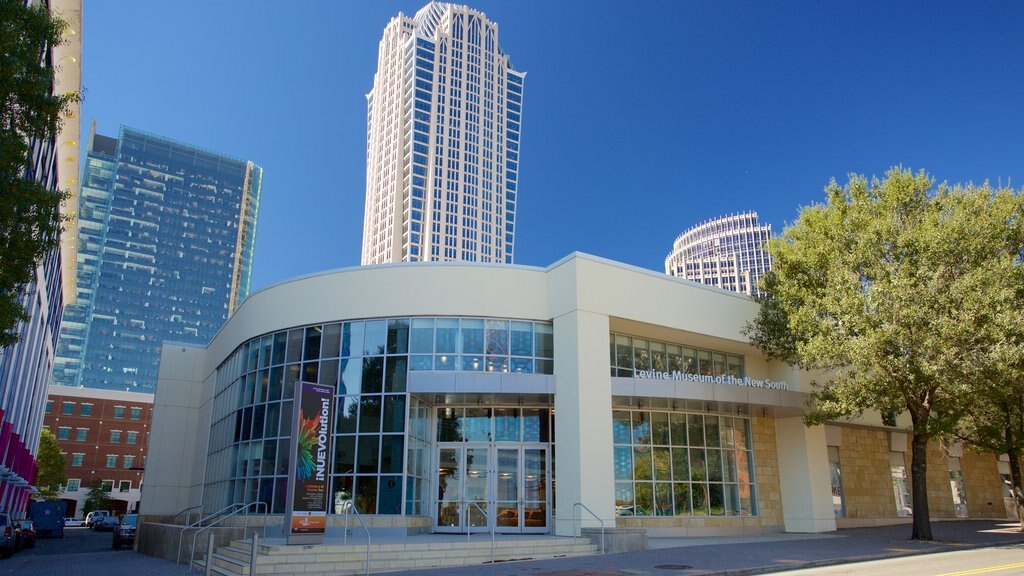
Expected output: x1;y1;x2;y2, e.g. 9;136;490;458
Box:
745;167;1024;540
0;0;79;347
34;429;65;500
83;480;112;514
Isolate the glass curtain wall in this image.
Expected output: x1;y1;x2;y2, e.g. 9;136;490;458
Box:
610;334;744;379
203;317;554;515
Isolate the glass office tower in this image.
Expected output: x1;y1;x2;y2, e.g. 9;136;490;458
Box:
52;125;262;393
665;212;773;297
362;2;525;264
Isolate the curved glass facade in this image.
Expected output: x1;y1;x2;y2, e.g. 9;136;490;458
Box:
203;317;554;515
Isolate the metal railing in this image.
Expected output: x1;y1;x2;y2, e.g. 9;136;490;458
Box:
177;502;267;568
170;505;202;527
572;502;605;554
464;501;495;564
340;502;371;576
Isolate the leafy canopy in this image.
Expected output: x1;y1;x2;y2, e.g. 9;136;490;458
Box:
0;0;78;348
34;428;66;500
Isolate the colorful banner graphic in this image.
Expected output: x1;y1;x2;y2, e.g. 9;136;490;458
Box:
287;381;335;536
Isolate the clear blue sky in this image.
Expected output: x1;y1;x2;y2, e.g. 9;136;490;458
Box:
81;1;1024;291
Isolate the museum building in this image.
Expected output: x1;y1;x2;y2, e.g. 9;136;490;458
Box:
142;253;1015;537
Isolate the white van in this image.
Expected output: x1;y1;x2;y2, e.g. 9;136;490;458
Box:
84;510;110;528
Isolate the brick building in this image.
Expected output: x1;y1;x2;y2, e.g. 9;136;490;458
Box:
43;386;153;517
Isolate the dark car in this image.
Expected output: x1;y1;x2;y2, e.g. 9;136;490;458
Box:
112;514;138;549
0;514;14;558
13;520;34;550
95;515;119;532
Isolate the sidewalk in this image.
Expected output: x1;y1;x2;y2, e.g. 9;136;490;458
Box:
4;519;1022;576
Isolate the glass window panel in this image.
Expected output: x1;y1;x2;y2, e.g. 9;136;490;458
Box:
650;341;666;372
667;345;683;372
727;355;744;378
272;332;287;365
712;352;727;376
334;435;355;474
485;319;509;355
382;395;406;433
614;446;633;481
485;356;508;373
357;436;380;474
674;483;693;515
435;318;459;353
739;483;756;515
303;326;322;361
410;318;434;353
672;447;690;481
461;355;484;371
651;412;670;445
361;357;383;393
339;358;362;395
689;448;707;482
336;396;358;434
655;482;673;516
331;476;353;510
723;450;738;482
359;397;381;433
510;321;532;356
721;417;736;448
320;359;339;388
303;362;318;383
737;419;751;450
409;355;433;370
387;319;409;354
705;416;721;448
493;408;520;442
688;415;705;447
279;401;293;438
635;482;653;516
707;449;723;482
268;366;283;402
633;339;650;371
653;447;672;481
682;348;698;374
341;321;363;358
384;357;407;392
435;354;457;371
363;320;387;356
461;319;484;353
615;483;635;511
535;359;553;375
276;439;291;475
259;336;272;368
284;365;299;399
251;405;265;440
463;408;491;441
633;446;652;480
613;411;632;444
378;475;402;514
510;357;532;373
354;475;378;514
615;335;633;371
632;412;651;445
437;408;463;442
670;413;688;446
709;484;725;515
264;402;280;439
522;408;550;442
380;436;404;474
692;482;709;515
535;323;553;358
318;323;339;359
698;350;713;375
724;484;740;515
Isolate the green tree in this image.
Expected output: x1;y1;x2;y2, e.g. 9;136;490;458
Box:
34;429;65;500
83;479;112;514
0;0;79;347
745;167;1024;540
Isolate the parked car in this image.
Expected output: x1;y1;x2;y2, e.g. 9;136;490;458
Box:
85;510;109;529
13;520;34;550
0;513;15;559
64;517;85;528
112;514;138;549
94;515;120;532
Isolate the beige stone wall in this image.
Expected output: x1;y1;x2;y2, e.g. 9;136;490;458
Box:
962;449;1007;519
615;416;784;535
919;438;957;519
835;427;896;519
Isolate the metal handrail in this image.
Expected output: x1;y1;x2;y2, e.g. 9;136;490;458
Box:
188;501;268;571
177;502;241;565
170;505;202;526
343;505;372;576
572;502;605;554
465;501;495;564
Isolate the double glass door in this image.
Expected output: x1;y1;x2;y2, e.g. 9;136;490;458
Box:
436;444;549;533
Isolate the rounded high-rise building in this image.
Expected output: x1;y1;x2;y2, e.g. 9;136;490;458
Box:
665;212;772;297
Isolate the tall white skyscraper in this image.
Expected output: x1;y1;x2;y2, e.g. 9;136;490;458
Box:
362;3;525;264
665;212;773;296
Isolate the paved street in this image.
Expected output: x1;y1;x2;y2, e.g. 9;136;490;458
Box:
767;544;1024;575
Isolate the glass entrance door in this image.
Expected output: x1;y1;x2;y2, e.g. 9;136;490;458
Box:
435;444;549;533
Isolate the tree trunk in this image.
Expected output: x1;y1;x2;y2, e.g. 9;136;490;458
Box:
1005;428;1024;531
910;428;933;540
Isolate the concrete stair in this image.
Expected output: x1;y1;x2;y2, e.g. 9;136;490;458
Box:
192;535;600;576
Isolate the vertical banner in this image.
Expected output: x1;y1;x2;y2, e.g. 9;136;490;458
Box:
285;381;335;544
